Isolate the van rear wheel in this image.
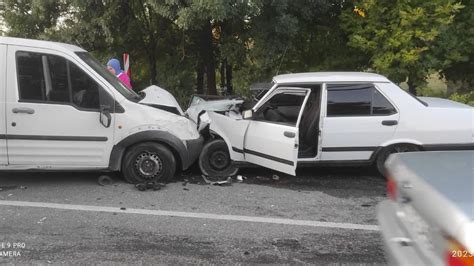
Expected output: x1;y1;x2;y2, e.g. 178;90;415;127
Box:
376;144;420;177
121;142;176;184
199;139;239;177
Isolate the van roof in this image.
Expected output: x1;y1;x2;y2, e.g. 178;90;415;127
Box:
273;72;390;84
0;37;86;53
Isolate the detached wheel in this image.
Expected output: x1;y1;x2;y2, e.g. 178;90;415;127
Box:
199;139;239;177
376;144;420;177
121;142;176;184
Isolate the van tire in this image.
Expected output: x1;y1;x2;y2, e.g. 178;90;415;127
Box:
376;144;420;177
121;142;176;184
199;139;239;177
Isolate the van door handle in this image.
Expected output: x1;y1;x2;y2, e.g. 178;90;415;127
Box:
284;131;295;138
382;120;397;126
12;107;35;114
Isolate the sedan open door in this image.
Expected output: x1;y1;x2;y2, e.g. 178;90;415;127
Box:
242;88;311;175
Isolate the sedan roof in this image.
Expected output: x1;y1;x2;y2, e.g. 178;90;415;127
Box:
273;72;390;84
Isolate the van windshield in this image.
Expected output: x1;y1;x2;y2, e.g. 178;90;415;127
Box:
75;52;140;102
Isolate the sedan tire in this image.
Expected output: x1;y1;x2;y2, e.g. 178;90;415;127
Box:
199;139;239;177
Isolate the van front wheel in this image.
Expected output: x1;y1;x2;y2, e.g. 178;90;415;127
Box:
121;142;176;184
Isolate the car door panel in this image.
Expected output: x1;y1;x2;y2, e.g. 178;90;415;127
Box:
243;88;311;175
6;46;114;167
244;121;299;174
0;45;7;165
321;84;399;161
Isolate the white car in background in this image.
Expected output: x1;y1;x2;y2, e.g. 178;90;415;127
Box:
193;72;473;176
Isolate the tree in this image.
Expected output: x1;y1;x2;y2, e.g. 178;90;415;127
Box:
2;0;66;39
432;0;474;95
226;0;356;96
341;0;463;94
150;0;258;95
0;4;5;36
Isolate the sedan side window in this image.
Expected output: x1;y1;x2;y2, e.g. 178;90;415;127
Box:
254;91;306;126
16;51;104;111
327;84;396;117
372;89;396;115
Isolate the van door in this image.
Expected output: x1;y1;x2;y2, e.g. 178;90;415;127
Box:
0;44;7;165
5;46;115;168
243;87;311;175
321;83;399;161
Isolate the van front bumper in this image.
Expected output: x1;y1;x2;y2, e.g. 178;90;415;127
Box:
183;136;204;169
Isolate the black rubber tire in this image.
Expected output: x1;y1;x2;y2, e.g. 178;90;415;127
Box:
98;175;113;186
121;142;176;184
376;144;420;177
199;139;239;177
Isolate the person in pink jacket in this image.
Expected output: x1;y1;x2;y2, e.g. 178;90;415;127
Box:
107;58;132;89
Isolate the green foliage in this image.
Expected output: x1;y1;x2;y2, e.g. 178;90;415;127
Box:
341;0;463;94
2;0;66;39
449;91;474;106
1;0;472;106
433;0;474;94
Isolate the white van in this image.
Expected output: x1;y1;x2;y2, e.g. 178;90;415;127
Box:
194;72;474;176
0;37;202;183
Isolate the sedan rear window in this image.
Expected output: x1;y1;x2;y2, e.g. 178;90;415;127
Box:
327;84;396;116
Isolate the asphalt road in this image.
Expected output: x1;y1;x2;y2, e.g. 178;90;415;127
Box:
0;165;388;264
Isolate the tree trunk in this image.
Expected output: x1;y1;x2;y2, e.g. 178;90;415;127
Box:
220;59;226;92
205;59;216;95
226;61;233;95
203;21;216;95
407;76;417;95
148;53;157;85
196;64;204;94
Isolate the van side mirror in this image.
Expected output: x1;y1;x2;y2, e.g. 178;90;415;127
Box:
100;105;112;128
243;109;253;120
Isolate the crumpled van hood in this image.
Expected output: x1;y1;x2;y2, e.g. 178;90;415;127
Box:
139;85;184;115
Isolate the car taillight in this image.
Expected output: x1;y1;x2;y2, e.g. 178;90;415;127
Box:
446;238;474;266
387;177;397;200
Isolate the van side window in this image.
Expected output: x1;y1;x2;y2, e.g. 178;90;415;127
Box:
16;51;101;110
327;84;396;116
16;52;45;101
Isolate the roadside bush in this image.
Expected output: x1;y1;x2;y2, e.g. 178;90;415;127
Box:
449;91;474;106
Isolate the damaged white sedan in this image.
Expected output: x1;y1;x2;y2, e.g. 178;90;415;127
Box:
193;72;474;176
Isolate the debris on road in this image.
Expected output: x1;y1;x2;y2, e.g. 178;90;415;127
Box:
37;217;47;224
255;175;271;182
183;188;190;191
201;175;232;186
135;181;165;191
98;175;114;186
272;174;280;181
236;175;247;182
0;185;22;192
